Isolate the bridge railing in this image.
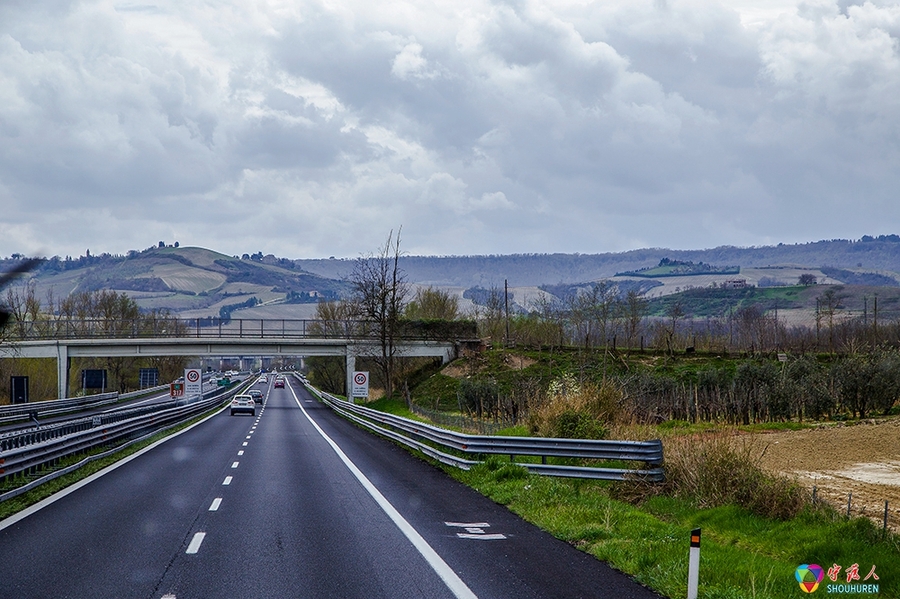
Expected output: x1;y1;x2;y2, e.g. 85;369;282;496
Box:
2;318;477;341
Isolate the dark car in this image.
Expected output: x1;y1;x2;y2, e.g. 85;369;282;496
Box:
248;389;264;404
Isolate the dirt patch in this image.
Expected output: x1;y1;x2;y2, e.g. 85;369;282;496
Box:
441;354;537;379
753;418;900;528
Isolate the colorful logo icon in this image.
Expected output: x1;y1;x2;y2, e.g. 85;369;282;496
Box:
796;564;825;593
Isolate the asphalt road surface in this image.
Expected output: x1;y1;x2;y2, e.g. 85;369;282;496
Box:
0;377;663;599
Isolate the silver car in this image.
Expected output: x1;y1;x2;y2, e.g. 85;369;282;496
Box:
230;394;256;416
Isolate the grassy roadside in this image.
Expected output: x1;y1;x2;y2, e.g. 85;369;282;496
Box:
449;460;898;598
0;403;227;521
364;396;899;598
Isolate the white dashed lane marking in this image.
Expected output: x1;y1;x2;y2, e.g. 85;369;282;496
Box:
242;442;248;446
222;476;232;485
238;450;244;455
209;498;222;511
186;532;206;554
231;461;239;469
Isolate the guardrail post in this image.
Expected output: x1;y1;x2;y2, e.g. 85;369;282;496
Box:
687;528;700;599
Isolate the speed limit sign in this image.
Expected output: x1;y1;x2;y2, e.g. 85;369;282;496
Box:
185;368;202;395
351;371;369;398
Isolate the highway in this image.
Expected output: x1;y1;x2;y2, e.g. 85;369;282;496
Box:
0;376;662;599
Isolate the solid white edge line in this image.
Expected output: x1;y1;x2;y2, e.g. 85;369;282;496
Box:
287;385;478;599
0;401;230;532
186;531;206;554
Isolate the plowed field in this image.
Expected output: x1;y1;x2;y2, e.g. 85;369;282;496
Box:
755;418;900;529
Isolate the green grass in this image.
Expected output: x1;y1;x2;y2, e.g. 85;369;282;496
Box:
449;458;900;599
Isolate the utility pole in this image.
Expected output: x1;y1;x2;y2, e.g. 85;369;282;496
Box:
504;279;510;348
874;294;878;341
815;298;820;347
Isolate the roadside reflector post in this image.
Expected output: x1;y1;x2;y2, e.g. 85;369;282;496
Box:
688;528;701;599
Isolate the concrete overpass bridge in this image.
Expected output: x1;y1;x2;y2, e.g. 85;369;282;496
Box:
0;318;466;399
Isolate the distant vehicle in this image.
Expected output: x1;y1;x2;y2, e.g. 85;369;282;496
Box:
274;378;285;389
230;395;256;416
259;375;268;384
248;389;264;404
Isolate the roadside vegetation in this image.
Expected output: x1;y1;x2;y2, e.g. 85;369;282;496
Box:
346;336;900;598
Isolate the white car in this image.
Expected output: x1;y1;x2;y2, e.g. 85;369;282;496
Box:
230;394;256;416
259;375;268;384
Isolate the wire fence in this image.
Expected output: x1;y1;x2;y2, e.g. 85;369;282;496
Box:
813;485;900;536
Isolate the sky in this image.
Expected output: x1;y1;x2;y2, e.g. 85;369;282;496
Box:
1;0;899;260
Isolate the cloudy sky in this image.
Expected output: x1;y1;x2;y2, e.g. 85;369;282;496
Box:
1;0;899;260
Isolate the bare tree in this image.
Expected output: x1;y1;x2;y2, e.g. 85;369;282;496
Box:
624;289;648;349
350;229;410;398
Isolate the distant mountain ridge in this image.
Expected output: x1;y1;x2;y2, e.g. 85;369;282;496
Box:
5;237;900;318
292;238;900;287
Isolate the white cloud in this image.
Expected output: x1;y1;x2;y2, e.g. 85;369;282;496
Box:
0;0;898;261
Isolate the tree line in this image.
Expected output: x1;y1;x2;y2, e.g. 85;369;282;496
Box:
2;283;189;399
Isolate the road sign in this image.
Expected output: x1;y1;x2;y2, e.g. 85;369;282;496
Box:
185;368;202;396
10;376;28;404
351;371;369;399
170;382;184;398
139;368;159;388
82;369;107;391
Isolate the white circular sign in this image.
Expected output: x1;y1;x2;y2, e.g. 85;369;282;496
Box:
187;370;201;383
354;372;367;385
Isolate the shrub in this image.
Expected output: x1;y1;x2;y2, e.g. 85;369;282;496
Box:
528;376;621;439
660;434;809;519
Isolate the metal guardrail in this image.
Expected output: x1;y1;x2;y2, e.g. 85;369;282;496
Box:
4;318;477;341
0;380;247;490
0;393;120;424
301;379;664;482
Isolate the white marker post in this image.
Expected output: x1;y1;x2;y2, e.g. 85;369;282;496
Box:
688;528;701;599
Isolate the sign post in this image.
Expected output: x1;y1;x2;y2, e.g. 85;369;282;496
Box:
688;528;701;599
185;368;202;396
351;371;369;400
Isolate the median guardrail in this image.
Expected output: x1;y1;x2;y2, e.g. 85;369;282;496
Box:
0;392;121;425
301;378;664;482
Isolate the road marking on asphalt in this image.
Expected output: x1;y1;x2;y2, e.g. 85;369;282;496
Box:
242;442;248;446
456;533;507;540
161;594;176;599
223;476;232;485
289;387;478;599
238;450;244;455
209;498;222;511
246;435;251;439
231;461;239;468
445;522;507;540
186;532;206;554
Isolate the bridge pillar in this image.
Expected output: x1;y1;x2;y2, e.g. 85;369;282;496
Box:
56;342;69;399
345;352;355;399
